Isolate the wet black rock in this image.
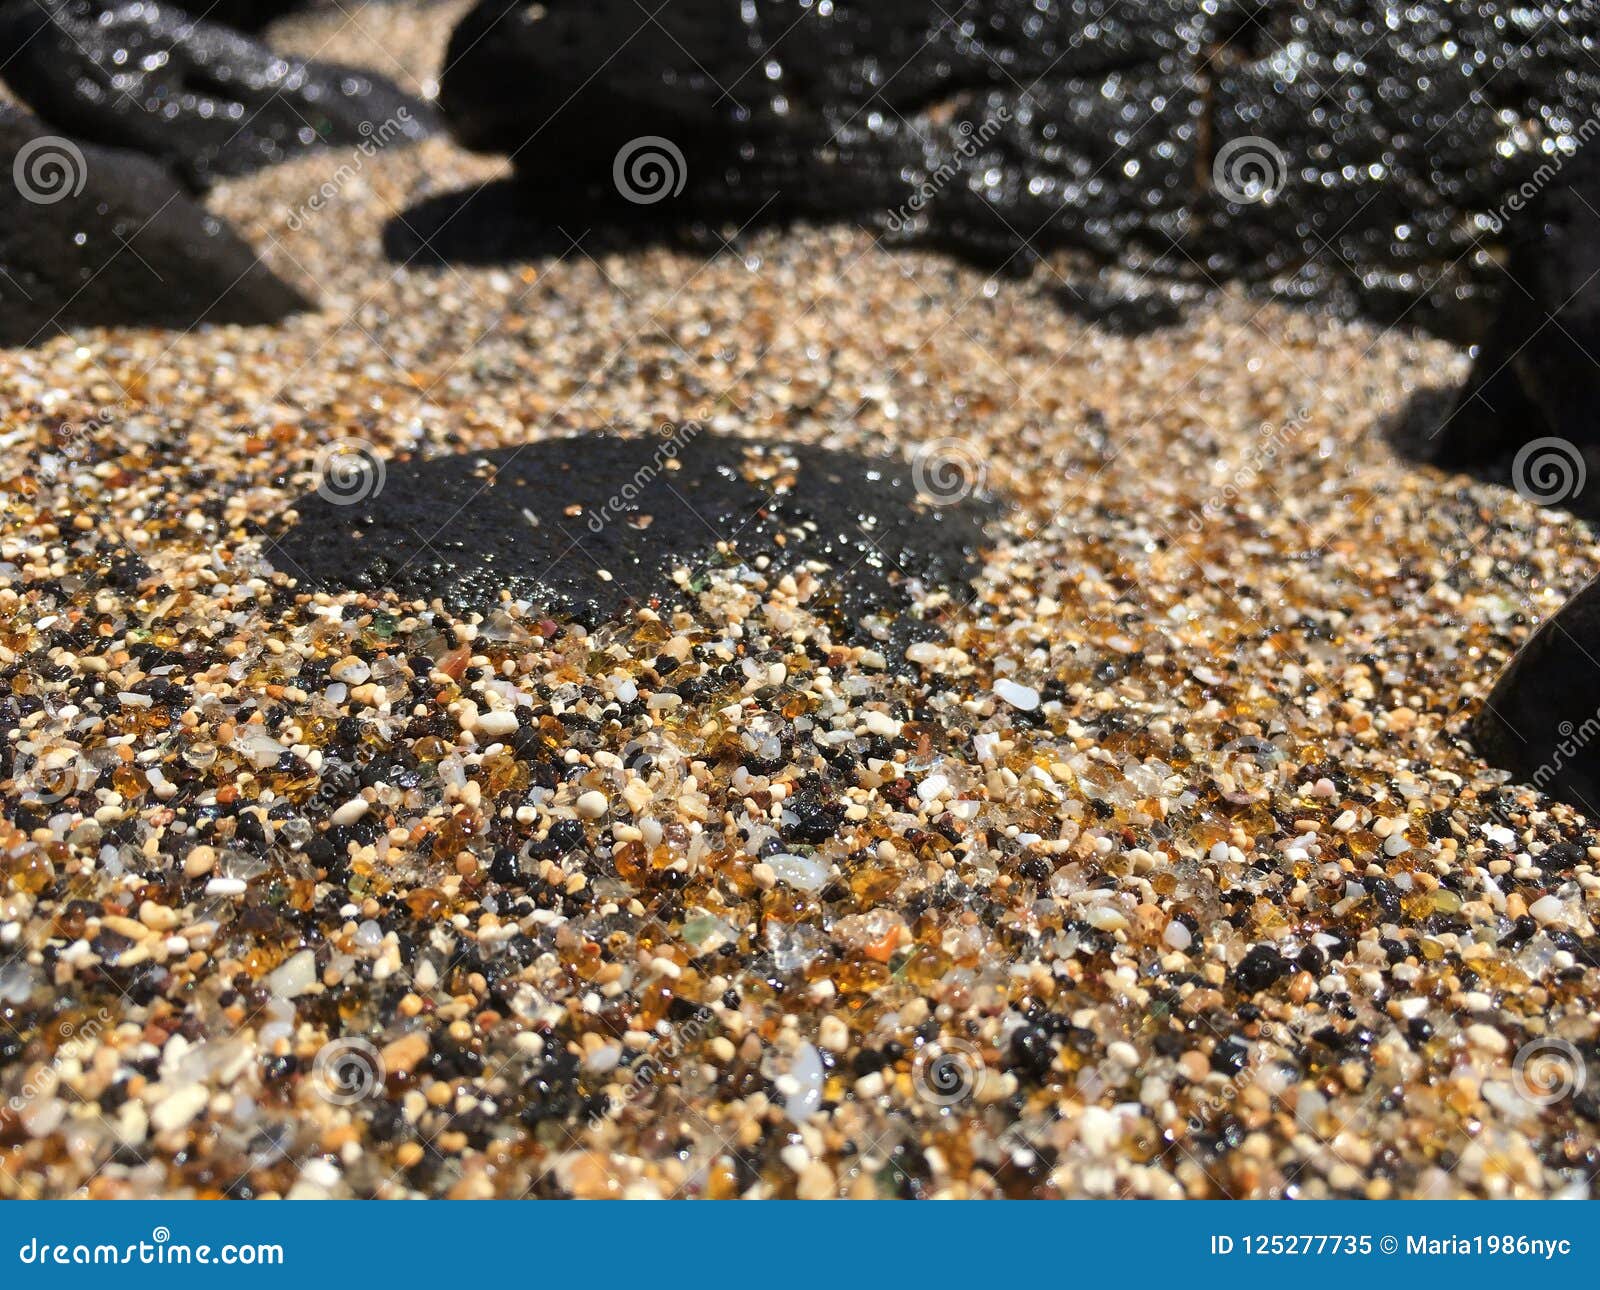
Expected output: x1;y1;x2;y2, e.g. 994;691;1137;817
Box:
0;0;436;187
180;0;303;28
439;0;1600;332
1434;149;1600;471
1475;576;1600;818
0;106;309;345
267;432;998;645
71;0;305;28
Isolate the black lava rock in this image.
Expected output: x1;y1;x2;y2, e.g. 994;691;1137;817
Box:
1434;148;1600;472
181;0;303;28
0;106;309;344
266;431;998;646
437;0;1600;330
1475;576;1600;818
1007;1024;1059;1080
1232;944;1288;993
0;0;436;187
67;0;305;28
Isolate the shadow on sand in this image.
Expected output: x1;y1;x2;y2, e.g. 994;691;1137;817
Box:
1383;384;1600;524
384;178;1497;345
381;178;1204;337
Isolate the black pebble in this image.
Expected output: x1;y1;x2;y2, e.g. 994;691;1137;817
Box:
1232;944;1288;994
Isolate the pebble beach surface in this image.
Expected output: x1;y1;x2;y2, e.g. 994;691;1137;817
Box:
3;0;1600;1200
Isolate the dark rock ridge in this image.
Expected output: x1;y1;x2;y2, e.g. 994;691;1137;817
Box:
0;0;436;187
1475;576;1600;819
67;0;306;28
440;0;1600;332
0;106;308;345
171;0;303;28
267;433;998;644
1432;147;1600;476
